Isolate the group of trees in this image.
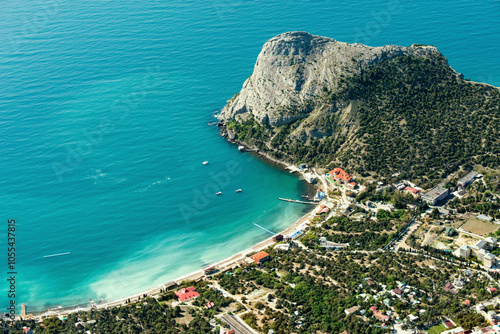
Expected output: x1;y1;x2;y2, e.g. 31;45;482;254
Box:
447;183;500;219
210;243;493;333
1;297;211;334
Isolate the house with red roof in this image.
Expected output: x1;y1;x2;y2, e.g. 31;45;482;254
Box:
175;286;200;302
251;251;270;265
373;310;390;322
443;319;455;328
393;288;403;297
404;187;420;196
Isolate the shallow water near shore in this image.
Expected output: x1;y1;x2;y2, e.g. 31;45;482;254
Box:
0;0;499;312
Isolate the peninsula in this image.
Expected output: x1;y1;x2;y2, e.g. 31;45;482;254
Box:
3;32;500;334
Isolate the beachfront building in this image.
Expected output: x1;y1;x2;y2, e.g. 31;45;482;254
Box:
316;204;330;215
303;172;317;184
421;185;449;205
274;243;290;252
457;170;478;189
175;286;199;302
251;251;270;266
203;266;217;275
314;189;326;201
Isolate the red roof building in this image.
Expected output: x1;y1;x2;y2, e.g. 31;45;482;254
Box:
224;330;235;334
273;234;284;242
443;320;455;328
251;251;270;265
373;310;390;322
404;187;420;195
393;288;403;296
175;286;200;302
329;168;354;184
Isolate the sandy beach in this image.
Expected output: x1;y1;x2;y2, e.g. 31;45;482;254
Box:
34;163;320;319
94;202;317;311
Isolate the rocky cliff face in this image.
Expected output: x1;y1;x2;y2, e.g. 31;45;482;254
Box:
219;31;443;127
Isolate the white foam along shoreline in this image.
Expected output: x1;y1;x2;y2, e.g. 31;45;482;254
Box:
36;197;319;319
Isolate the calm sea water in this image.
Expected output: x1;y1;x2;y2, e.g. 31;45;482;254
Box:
0;0;498;312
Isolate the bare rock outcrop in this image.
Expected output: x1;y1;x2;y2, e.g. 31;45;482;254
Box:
219;31;442;126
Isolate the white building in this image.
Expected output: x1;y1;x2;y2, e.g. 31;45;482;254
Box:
421;185;449;205
457;170;478;189
478;249;489;262
485;237;498;250
484;253;496;268
471;240;489;257
459;245;471;259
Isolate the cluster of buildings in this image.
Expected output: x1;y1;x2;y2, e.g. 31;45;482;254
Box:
423;170;480;205
352;278;426;327
459;237;498;268
327;168;357;188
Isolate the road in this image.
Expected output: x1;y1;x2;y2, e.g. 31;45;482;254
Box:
220;313;258;334
383;216;418;251
393;221;420;250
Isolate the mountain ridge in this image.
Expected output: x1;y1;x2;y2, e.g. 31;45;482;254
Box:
218;31;500;186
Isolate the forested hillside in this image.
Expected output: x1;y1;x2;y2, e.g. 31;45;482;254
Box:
220;33;500;186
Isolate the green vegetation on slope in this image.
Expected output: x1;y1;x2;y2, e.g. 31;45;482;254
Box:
226;54;500;185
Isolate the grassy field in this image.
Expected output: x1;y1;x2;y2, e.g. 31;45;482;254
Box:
427;322;450;334
461;217;498;236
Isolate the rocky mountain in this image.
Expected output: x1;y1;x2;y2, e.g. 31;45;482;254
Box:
219;32;500;186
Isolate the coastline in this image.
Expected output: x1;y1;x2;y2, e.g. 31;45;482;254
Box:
33;143;319;319
36;205;318;319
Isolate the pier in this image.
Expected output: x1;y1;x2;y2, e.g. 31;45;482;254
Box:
252;223;276;236
278;198;316;205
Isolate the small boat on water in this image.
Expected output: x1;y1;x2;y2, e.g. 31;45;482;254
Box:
216;191;222;195
203;161;209;165
238;145;245;152
235;189;242;193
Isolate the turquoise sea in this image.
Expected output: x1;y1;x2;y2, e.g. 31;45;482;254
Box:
1;0;499;312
